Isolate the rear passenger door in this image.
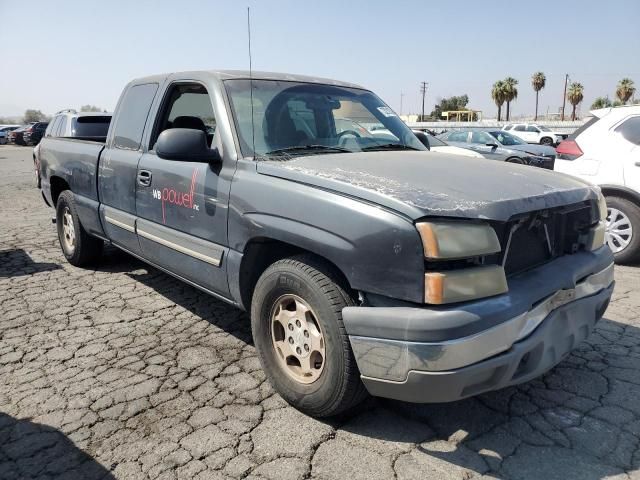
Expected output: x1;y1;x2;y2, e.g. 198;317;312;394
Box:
99;83;159;256
134;81;232;297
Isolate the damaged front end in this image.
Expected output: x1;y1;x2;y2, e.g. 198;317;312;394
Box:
490;197;605;278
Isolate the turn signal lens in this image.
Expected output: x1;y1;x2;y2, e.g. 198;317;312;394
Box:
582;221;606;251
416;222;501;260
425;265;508;304
597;192;608;221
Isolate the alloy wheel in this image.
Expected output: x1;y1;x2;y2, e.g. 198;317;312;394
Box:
270;294;325;384
61;207;76;252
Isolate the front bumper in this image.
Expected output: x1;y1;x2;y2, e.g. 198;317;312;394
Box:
343;247;614;403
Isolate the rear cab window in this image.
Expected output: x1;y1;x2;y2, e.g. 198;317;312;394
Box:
112;83;159;150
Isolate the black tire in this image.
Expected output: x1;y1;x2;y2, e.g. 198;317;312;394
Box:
540;137;553;146
506;157;525;164
251;255;367;417
56;190;103;267
605;196;640;264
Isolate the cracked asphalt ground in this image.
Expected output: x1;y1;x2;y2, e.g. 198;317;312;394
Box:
1;145;640;480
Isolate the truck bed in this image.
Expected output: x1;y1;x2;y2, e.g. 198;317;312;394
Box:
39;137;105;205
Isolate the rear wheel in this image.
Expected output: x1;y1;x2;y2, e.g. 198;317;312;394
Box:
605;196;640;264
251;255;367;417
56;191;103;266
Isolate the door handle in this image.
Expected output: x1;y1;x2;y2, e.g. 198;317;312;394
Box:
137;170;152;187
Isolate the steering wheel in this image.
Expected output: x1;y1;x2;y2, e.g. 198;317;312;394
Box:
337;129;361;140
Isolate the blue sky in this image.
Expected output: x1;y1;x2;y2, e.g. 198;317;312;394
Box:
1;0;638;118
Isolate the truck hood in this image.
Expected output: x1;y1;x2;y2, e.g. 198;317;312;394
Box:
256;151;597;222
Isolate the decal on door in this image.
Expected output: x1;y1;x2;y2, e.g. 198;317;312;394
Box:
152;168;200;224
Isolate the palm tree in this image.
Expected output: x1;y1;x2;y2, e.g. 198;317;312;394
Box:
616;78;636;104
567;82;584;120
531;72;546;121
491;81;506;121
503;77;519;121
591;96;612;109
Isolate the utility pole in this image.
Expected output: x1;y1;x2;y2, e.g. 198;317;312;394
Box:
420;82;428;121
561;74;569;121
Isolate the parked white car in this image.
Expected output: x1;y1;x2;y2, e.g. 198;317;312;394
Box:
555;106;640;263
503;123;567;146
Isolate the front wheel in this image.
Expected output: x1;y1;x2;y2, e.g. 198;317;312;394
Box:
56;191;103;266
506;157;525;164
605;196;640;264
251;255;367;417
540;137;553;146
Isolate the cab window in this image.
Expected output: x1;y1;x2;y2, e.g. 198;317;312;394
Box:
112;83;159;150
152;83;216;150
514;125;526;132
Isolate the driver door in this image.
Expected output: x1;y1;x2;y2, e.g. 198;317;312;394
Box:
135;81;233;297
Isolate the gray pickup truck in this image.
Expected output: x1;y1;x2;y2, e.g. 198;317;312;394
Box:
38;70;614;417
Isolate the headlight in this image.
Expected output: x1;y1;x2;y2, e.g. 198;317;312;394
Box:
417;221;507;304
425;265;508;304
583;221;606;251
416;221;501;259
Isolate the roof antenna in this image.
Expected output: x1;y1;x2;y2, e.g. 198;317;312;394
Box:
247;6;256;159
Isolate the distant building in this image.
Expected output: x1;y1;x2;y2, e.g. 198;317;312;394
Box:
441;110;482;122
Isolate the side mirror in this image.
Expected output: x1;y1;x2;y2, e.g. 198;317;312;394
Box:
156;128;221;163
485;143;499;149
413;131;430;150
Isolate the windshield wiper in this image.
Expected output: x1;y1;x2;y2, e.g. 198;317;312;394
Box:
361;143;421;152
265;145;352;157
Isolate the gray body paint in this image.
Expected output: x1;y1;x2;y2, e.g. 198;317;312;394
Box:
37;70;614;404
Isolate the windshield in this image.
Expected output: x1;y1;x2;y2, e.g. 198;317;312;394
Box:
488;130;526;146
538;125;551;132
224;79;425;158
426;133;447;147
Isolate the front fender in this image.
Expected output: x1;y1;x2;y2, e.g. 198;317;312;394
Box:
228;164;426;303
